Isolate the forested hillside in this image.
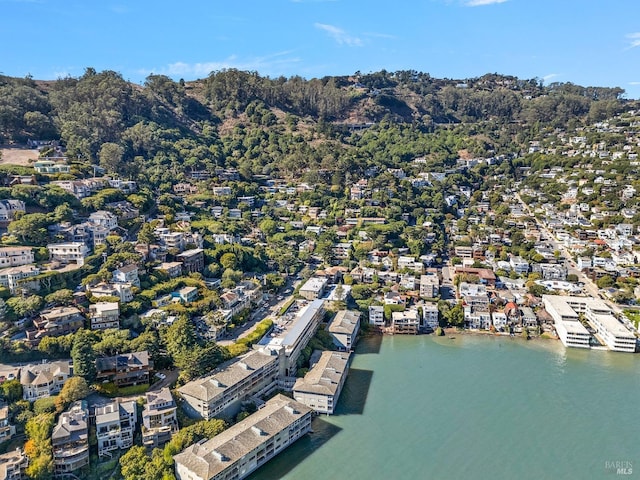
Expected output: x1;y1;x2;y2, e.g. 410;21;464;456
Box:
0;68;632;189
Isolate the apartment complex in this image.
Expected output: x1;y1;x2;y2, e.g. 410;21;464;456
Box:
368;305;385;327
293;351;351;414
543;295;636;352
419;274;440;298
95;400;137;457
422;303;439;330
176;248;205;274
52;401;90;475
257;299;325;376
327;310;360;351
174;395;313;480
179;349;280;420
142;388;179;448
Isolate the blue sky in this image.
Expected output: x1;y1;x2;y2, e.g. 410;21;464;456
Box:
2;0;640;98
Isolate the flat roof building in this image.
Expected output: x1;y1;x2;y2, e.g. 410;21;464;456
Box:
257;299;325;377
174;395;313;480
299;277;328;300
543;295;636;352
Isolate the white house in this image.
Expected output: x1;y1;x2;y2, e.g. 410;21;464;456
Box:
0;200;25;222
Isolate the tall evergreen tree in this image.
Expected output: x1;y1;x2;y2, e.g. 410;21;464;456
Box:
71;331;97;383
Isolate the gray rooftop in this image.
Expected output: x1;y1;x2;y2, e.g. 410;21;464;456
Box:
178;349;278;402
174;395;312;480
293;351;351;396
328;310;360;336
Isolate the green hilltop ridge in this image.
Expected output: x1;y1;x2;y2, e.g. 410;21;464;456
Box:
0;68;634;186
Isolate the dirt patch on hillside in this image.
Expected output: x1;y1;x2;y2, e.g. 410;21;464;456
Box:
0;148;38;166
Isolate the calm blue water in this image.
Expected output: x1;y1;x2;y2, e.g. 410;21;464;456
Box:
249;335;640;480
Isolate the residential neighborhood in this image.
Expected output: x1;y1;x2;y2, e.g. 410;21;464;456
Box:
0;70;639;480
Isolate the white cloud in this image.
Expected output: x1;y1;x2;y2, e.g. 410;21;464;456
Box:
465;0;508;6
139;51;301;79
542;73;561;83
626;32;640;49
629;81;640;85
314;23;363;47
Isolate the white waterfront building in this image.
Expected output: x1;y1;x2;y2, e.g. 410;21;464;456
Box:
543;295;636;352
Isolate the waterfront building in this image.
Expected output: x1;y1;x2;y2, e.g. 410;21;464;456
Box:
391;310;419;334
257;299;325;376
179;349;280;420
422;303;439;330
52;401;89;475
142;388;179;448
174;395;313;480
95;400;137;457
368;305;385;327
293;351;351;414
327;310;360;351
543;295;591;349
543;295;636;352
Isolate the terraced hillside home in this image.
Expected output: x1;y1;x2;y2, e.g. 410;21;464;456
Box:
52;401;89;476
142;388;179;448
95;400;137;457
95;351;151;387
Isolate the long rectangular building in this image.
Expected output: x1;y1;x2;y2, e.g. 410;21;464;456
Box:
178;349;280;420
174;394;313;480
293;351;351;414
543;295;591;349
257;299;325;376
543;295;636;352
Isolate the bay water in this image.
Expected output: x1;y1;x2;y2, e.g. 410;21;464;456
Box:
248;334;640;480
